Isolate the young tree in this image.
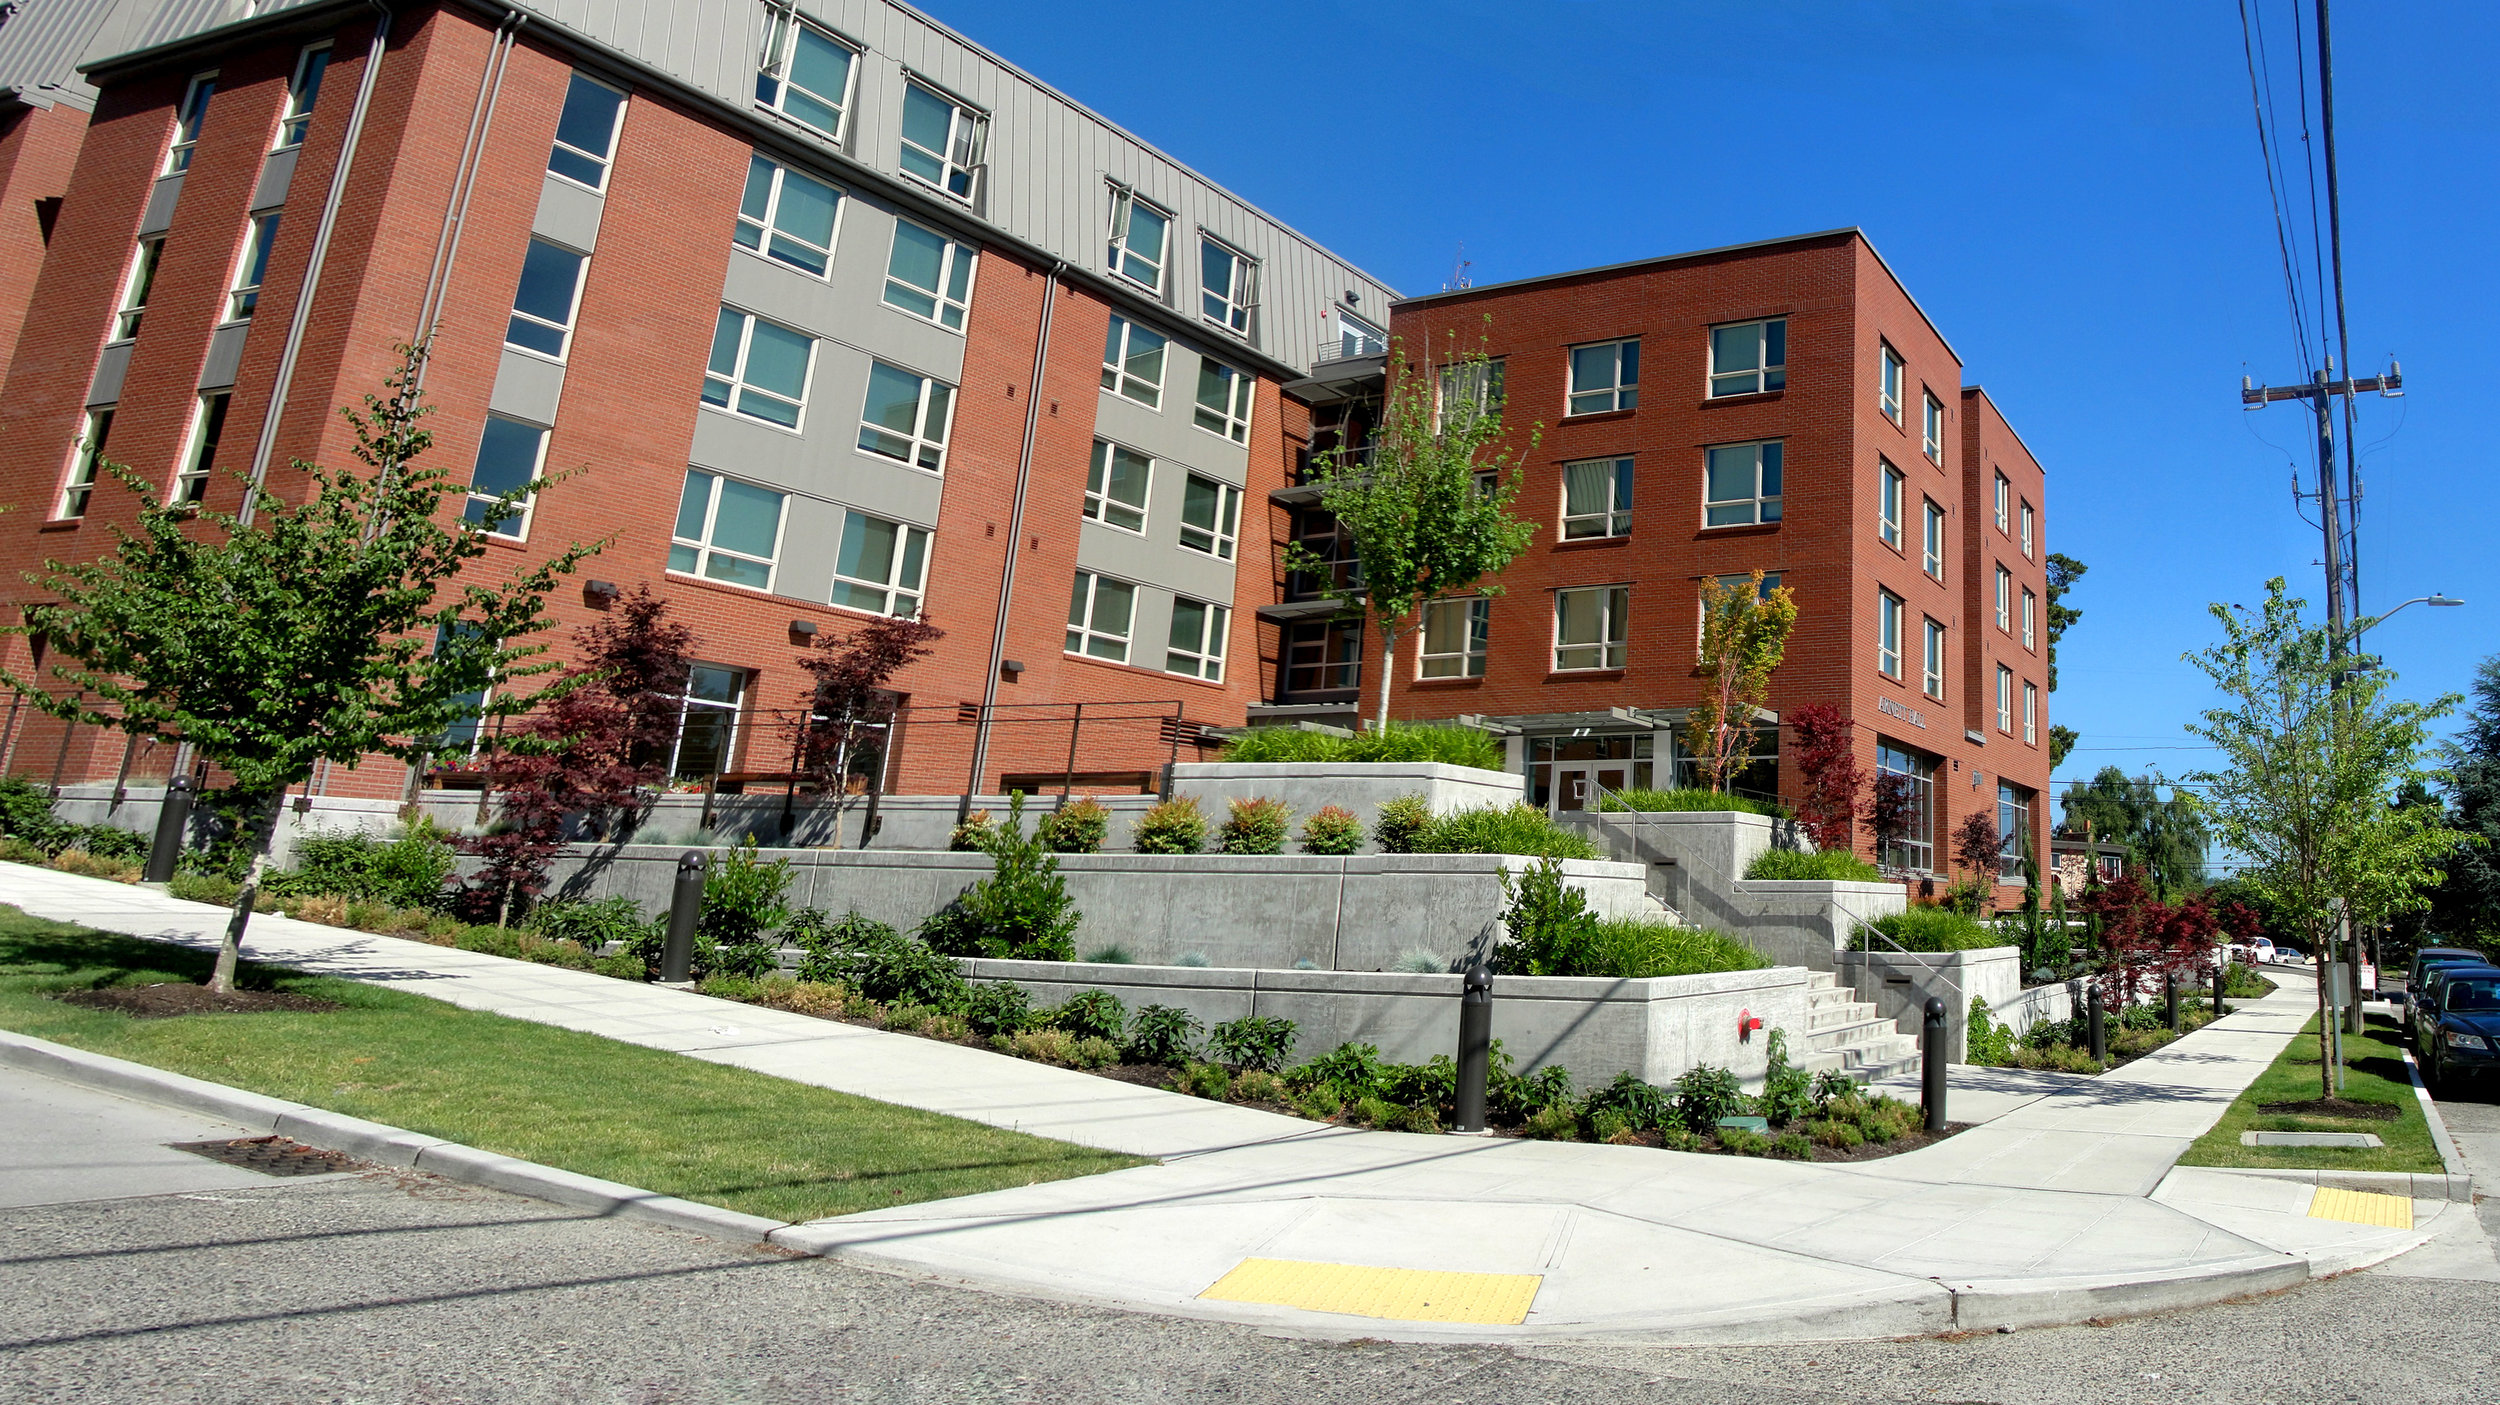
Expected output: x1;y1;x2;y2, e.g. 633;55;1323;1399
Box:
2426;654;2500;945
1867;773;1914;872
2059;765;2210;899
1953;810;2004;895
1292;335;1537;730
3;346;594;990
2048;724;2081;770
1684;571;1798;795
2183;578;2464;1096
790;613;943;845
1787;703;1865;853
2045;551;2087;693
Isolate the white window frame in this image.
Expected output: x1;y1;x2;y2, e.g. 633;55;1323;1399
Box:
2023;681;2038;744
755;13;858;139
1995;565;2012;632
1553;585;1629;672
1878;589;1903;677
881;217;976;331
1179;474;1240;560
669;469;787;591
167;72;215;175
174;390;231;507
1566;337;1639;415
1101;315;1165;407
1165;596;1229;682
1922;391;1944;462
734;154;842;279
462;414;547;541
274;43;330;151
855;361;955;472
1193;357;1253;444
897;78;985;202
1084;440;1152;535
2021;587;2037;650
1994;471;2010;530
547;71;628;191
2021;500;2035;558
1562;456;1633;539
1703;440;1782;527
1199;234;1257;336
1419;596;1490;679
110;236;164;343
1921;499;1945;578
504;237;588;361
1708;317;1786;398
1066;571;1135;663
830;509;930;619
1335;309;1386;359
1106;185;1171;292
702;306;815;430
1922;618;1945;699
225;212;280;323
1879;342;1903;422
668;664;748;780
1996;666;2014;734
1878;461;1902;547
58;406;113;519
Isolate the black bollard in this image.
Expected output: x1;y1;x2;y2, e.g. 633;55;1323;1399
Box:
1454;964;1492;1133
1922;997;1948;1132
659;851;707;984
2213;961;2229;1019
2166;970;2181;1033
143;776;194;883
2087;984;2107;1064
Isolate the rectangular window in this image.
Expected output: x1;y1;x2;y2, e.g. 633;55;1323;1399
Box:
275;43;331;150
1879;343;1903;421
1419;596;1490;679
671;664;746;781
1997;780;2033;880
1996;665;2013;734
882;217;974;330
1066;571;1135;662
2021;587;2037;650
734;154;840;277
856;361;955;471
1101;316;1165;407
1921;499;1945;578
1335;310;1386;359
1703;441;1782;527
226;213;280;322
1200;236;1257;335
1922;618;1945;698
1566;338;1639;415
2021;501;2035;558
1877;589;1902;677
1877;741;1936;873
1554;585;1628;671
2024;682;2038;744
1994;471;2009;530
1922;391;1944;461
1166;597;1229;682
668;469;785;590
173;391;230;506
1178;474;1240;559
1562;456;1633;539
548;71;628;189
1085;440;1151;533
58;407;113;519
898;79;984;201
1285;619;1361;696
1879;460;1902;547
1106;186;1171;291
702;306;814;429
167;73;215;175
110;237;163;342
1435;359;1505;432
1193;358;1253;443
505;238;587;359
1708;317;1786;397
756;14;855;138
830;509;929;618
462;414;546;539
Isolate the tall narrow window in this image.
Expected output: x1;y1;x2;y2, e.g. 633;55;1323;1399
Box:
463;415;547;539
1554;586;1629;671
110;237;163;342
1922;618;1945;698
882;218;974;329
1165;597;1228;682
2023;681;2038;744
831;510;929;618
898;80;984;201
702;307;814;428
1194;358;1253;443
734;155;840;276
1708;317;1786;397
1994;471;2009;530
275;44;331;149
1420;597;1490;678
1996;666;2013;734
1200;236;1257;335
669;470;785;589
1879;461;1903;546
2021;587;2037;649
1997;781;2033;879
1877;742;1936;873
1178;475;1240;559
58;407;113;519
1106;186;1170;291
1084;440;1151;533
505;239;587;359
671;665;746;780
1877;590;1902;677
167;73;215;174
1566;338;1639;415
1879;343;1903;422
1336;310;1385;359
1066;571;1135;662
1922;391;1943;461
1995;565;2012;631
1921;500;1945;578
548;72;628;189
226;213;280;321
1562;457;1633;538
756;15;855;138
1703;441;1782;526
1101;316;1165;407
856;362;954;471
2021;501;2035;558
174;391;231;506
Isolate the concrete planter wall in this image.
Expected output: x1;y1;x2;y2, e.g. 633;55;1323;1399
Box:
1988;979;2079;1039
1558;809;1907;970
1167;761;1525;853
1835;946;2023;1063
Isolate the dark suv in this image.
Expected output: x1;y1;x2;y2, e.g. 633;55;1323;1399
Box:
2393;951;2497;1045
2411;964;2500;1090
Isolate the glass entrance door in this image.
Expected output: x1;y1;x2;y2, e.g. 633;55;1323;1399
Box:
1550;763;1629;813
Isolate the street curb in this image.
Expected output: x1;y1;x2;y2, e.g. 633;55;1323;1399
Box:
0;1028;791;1245
2399;1043;2476;1193
1945;1255;2313;1332
2179;1164;2475;1204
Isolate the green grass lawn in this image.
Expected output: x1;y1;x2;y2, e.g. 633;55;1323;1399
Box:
2179;1011;2442;1173
0;906;1145;1221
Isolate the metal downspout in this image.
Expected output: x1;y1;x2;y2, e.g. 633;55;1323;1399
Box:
965;261;1064;803
413;9;525;376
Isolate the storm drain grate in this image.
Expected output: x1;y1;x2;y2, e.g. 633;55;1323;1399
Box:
167;1136;359;1177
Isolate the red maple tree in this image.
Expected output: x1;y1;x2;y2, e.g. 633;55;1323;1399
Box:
1787;703;1865;854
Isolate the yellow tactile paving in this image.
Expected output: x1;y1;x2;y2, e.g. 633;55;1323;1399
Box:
1197;1258;1542;1324
2307;1186;2413;1229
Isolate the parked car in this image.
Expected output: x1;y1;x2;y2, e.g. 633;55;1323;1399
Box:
2393;952;2497;1042
2410;963;2500;1054
2414;965;2500;1091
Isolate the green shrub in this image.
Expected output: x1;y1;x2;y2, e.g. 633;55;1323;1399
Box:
1300;805;1362;855
1221;721;1501;770
1207;1015;1296;1072
1292;1088;1344;1121
1080;943;1133;964
1371;794;1431;854
798;915;966;1011
1494;857;1600;976
1587;1108;1633;1144
1810;1119;1866;1149
1490;1057;1574;1123
1522;1104;1580;1141
1291;1042;1387;1103
1046;989;1127;1043
1416;804;1599;860
1602;787;1783;818
52;849;139;881
948;810;994;852
1717;1125;1771;1156
1390;947;1444;974
919;794;1080;962
1758;1030;1813;1128
1744;848;1883;882
1229;1069;1285;1104
1581;1071;1673;1132
1811;1069;1860;1110
1131;797;1207;855
1169;1061;1231;1101
1378;1055;1456;1114
1217;796;1291;855
1387;1103;1441;1134
1966;997;2015;1066
1123;1004;1201;1065
1866;905;2001;953
695;841;794;978
1035;798;1110;854
168;871;240;906
1577;917;1771;979
1658;1125;1704;1152
528;896;651;953
964;982;1034;1038
1771;1131;1814;1159
0;777;61;849
1672;1063;1747;1133
269;824;458;908
55;824;148;863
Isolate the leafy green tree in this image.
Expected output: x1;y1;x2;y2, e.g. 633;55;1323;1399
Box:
2045;551;2086;693
0;347;594;991
2058;766;2209;900
1292;334;1537;731
2048;724;2080;770
2425;655;2500;945
1684;571;1797;794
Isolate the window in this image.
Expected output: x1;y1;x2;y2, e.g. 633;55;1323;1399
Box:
548;72;627;189
1435;359;1505;432
1704;441;1782;526
734;155;840;277
1922;618;1945;698
1997;781;2033;880
1708;317;1786;397
462;415;545;538
1922;391;1943;461
1194;358;1253;443
898;80;984;201
2021;587;2037;650
756;14;855;137
1566;338;1639;415
1554;586;1628;671
1285;619;1361;696
1101;316;1165;407
1178;475;1240;559
2021;501;2035;558
670;665;745;780
110;237;163;342
1106;186;1169;291
1996;666;2013;734
226;213;280;321
2023;682;2038;744
1166;597;1228;682
1335;310;1385;359
1066;571;1134;662
1879;461;1902;547
831;510;929;618
1994;471;2009;530
1200;236;1257;335
167;73;214;174
1084;440;1151;533
855;362;955;471
1562;457;1633;539
275;44;330;149
669;469;785;589
57;407;113;519
1877;589;1902;676
1994;566;2011;631
1921;499;1945;578
1419;597;1489;679
702;307;814;428
505;238;587;359
883;218;974;329
174;392;230;506
1878;741;1936;873
1879;343;1903;421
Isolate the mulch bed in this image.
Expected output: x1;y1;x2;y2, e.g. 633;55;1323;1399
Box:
53;982;343;1019
2256;1096;2400;1121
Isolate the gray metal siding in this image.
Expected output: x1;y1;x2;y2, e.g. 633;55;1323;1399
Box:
0;0;118;108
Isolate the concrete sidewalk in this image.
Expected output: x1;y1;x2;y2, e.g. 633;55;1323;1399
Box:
0;866;2465;1342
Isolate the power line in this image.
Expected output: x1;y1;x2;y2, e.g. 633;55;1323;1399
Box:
2239;0;2314;373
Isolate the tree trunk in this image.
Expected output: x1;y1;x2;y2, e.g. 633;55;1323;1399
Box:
2315;920;2333;1101
208;791;286;995
1373;622;1397;733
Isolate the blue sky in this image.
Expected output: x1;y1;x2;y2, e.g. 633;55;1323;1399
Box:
929;0;2496;815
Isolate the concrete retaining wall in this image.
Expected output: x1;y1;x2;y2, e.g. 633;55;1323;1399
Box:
1988;979;2079;1038
1166;761;1525;852
1559;809;1908;970
1836;947;2023;1064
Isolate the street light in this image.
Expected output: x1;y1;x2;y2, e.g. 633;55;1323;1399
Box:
2339;596;2464;672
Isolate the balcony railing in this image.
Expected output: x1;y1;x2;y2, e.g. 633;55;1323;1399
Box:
1312;337;1388;367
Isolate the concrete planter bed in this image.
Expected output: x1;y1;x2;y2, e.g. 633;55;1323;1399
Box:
1165;761;1526;850
1557;809;1909;970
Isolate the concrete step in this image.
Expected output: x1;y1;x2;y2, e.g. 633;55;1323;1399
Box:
1808;1000;1883;1032
1805;1014;1905;1054
1804;971;1839;991
1807;985;1862;1009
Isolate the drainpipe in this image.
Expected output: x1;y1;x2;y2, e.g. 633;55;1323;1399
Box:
412;9;525;373
964;260;1064;803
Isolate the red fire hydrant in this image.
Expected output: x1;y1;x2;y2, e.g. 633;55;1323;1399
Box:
1737;1009;1765;1042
